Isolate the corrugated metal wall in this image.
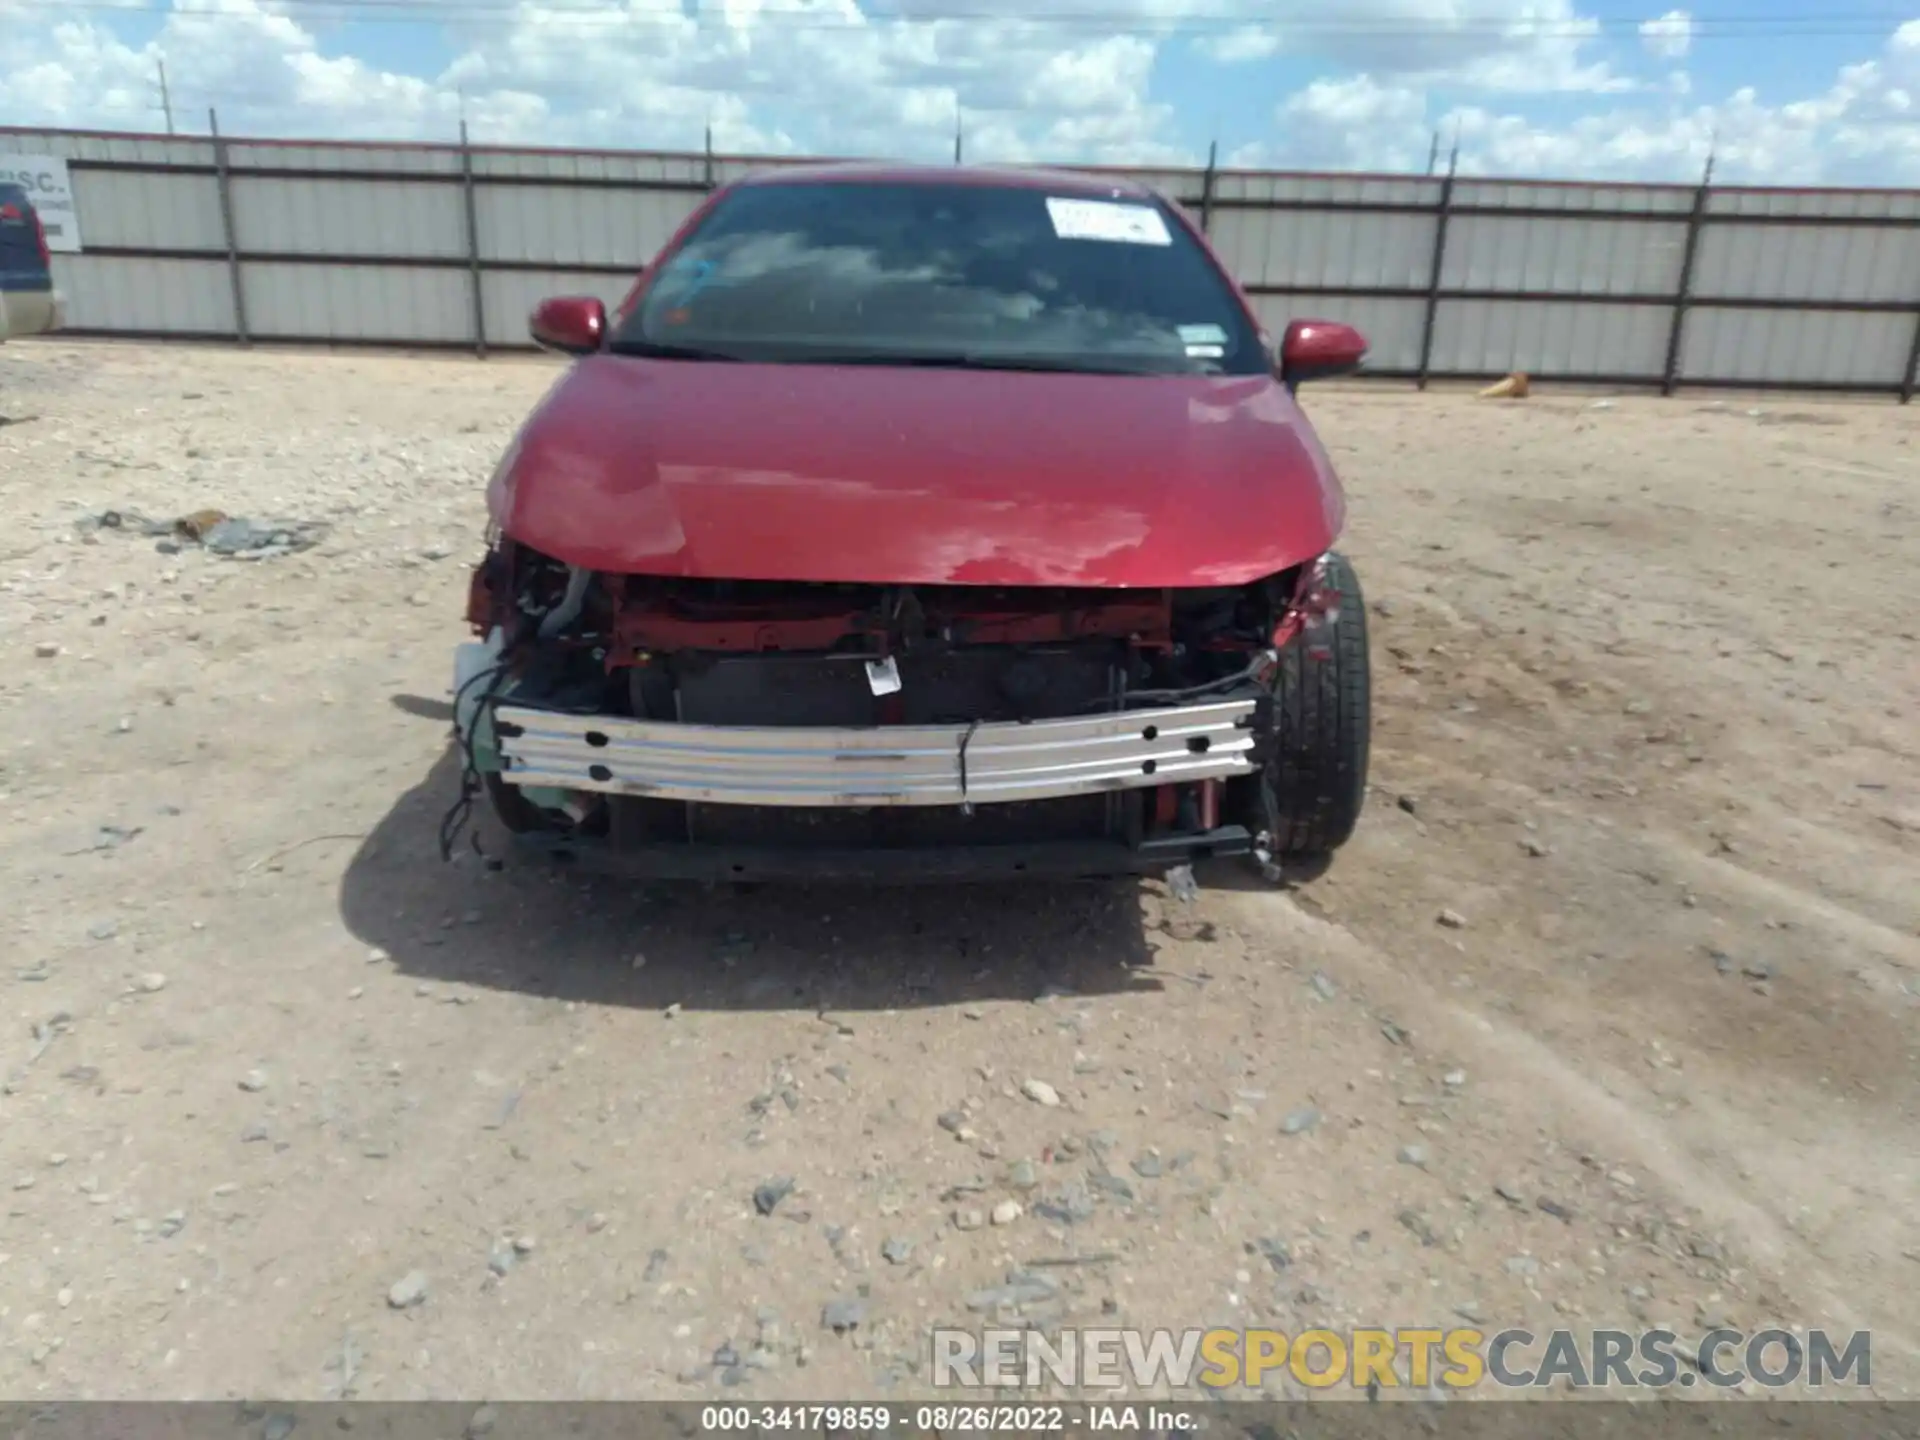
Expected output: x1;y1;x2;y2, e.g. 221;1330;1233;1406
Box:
2;126;1916;397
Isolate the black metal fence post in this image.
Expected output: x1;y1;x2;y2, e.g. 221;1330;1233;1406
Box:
459;120;487;358
1661;153;1714;397
1199;140;1217;235
1901;305;1920;404
1414;148;1457;390
209;109;249;346
704;123;716;190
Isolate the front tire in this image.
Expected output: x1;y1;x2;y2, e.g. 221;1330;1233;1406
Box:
483;771;550;834
1250;551;1372;860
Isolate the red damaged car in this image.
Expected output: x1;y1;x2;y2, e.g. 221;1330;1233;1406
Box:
451;162;1371;883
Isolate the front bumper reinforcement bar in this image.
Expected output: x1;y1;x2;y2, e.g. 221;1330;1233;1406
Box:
492;698;1258;808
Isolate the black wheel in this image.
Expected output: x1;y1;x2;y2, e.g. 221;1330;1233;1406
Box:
1245;551;1371;860
483;770;551;834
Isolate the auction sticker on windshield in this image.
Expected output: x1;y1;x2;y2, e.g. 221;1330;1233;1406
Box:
1046;197;1172;246
1178;322;1228;358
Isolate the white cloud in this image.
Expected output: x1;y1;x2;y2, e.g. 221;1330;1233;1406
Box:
1192;0;1627;94
0;1;557;142
1639;9;1694;62
1269;74;1433;172
1195;26;1280;65
1452;19;1920;184
0;0;1186;162
2;0;1919;185
1220;19;1920;186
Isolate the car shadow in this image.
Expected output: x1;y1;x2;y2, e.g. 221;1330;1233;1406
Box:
1193;850;1332;892
337;745;1170;1013
389;693;455;723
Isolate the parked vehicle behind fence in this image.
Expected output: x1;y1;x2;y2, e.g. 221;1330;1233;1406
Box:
0;181;64;344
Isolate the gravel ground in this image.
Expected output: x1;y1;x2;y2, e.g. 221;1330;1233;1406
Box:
0;341;1915;1401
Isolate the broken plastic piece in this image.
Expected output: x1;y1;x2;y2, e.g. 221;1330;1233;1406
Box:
177;509;230;540
73;506;327;557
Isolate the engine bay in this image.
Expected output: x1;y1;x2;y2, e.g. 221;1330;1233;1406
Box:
449;539;1325;864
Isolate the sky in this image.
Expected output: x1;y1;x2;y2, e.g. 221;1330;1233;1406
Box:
1;0;1917;185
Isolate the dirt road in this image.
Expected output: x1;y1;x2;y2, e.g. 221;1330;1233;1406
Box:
1;342;1914;1401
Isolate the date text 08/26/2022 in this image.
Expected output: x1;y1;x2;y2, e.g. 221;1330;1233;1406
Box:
698;1406;1200;1432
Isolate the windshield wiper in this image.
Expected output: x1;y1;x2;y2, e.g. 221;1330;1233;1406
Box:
822;353;1156;375
607;339;745;361
609;342;1159;373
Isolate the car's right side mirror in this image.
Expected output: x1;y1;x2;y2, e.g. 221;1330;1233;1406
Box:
1278;319;1368;391
529;295;607;355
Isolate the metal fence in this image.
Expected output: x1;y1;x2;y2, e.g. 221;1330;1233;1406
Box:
5;123;1919;399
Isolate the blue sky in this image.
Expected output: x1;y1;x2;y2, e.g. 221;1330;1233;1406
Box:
2;0;1917;183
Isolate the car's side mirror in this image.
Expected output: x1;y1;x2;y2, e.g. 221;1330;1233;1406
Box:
529;295;607;355
1278;319;1368;391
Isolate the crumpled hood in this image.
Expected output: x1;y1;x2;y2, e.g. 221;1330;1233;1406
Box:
488;354;1345;588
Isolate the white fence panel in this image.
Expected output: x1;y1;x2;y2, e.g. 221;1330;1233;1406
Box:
1442;215;1686;296
1432;299;1670;378
3;127;1915;395
1680;309;1915;387
49;255;234;334
1214;208;1434;291
473;184;698;268
233;176;467;259
1454;180;1694;214
1694;224;1920;304
240;262;471;343
68;169;226;251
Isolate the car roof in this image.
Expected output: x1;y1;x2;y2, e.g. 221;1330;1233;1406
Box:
0;181;29;202
730;161;1159;201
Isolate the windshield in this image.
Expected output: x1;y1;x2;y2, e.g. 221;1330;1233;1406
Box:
612;179;1264;376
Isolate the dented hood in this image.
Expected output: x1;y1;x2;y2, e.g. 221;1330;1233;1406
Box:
488;354;1345;588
